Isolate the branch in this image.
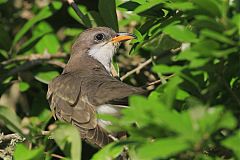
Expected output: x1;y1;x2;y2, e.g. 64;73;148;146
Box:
1;52;67;66
0;133;24;142
143;74;175;90
0;53;68;83
120;57;153;80
147;74;175;86
120;50;179;81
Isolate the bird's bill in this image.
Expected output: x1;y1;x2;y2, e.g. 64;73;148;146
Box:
111;32;137;43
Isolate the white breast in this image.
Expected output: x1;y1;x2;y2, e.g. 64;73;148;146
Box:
88;43;116;73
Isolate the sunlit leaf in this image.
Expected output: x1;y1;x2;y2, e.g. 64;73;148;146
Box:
14;143;44;160
52;123;81;160
232;14;240;31
137;138;189;159
163;25;198;43
33;22;60;54
0;48;8;58
19;81;30;92
17;31;49;54
165;2;195;11
0;0;7;4
34;71;59;84
201;29;234;45
222;130;240;159
153;65;183;74
134;0;166;14
92;143;123;160
64;28;83;37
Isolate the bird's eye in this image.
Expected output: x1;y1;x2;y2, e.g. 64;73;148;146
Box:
95;33;105;41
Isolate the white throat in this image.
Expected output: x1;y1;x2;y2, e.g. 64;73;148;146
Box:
88;43;116;73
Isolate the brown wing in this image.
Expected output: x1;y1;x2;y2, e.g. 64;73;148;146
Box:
47;73;112;148
78;67;146;106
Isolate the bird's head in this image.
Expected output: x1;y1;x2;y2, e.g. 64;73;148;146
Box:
71;27;136;73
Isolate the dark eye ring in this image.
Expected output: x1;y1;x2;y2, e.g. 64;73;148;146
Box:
95;33;105;41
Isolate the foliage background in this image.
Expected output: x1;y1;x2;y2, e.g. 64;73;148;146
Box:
0;0;239;159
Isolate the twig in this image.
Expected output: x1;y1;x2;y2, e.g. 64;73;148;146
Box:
120;57;153;80
41;131;51;136
147;74;175;86
0;133;24;142
1;53;67;66
44;152;65;159
0;53;68;83
143;74;175;89
50;153;65;159
48;60;66;68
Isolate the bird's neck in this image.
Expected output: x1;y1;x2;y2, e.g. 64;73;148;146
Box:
64;53;111;75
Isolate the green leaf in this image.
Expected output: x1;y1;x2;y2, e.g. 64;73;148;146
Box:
17;31;49;54
52;123;81;160
89;11;106;27
117;1;140;11
163;25;198;43
153;65;183;74
222;130;240;159
68;5;91;28
165;2;195;11
12;1;62;46
0;106;23;136
193;15;224;32
201;29;235;45
162;76;183;107
34;71;59;84
0;48;8;58
19;81;30;92
137;138;189;159
33;22;60;54
64;28;83;37
134;0;166;14
99;0;119;31
232;14;240;32
193;0;222;17
217;111;237;129
132;29;144;43
189;58;209;68
92;143;123;160
14;143;44;160
176;89;190;100
175;50;199;61
0;0;7;5
189;106;236;135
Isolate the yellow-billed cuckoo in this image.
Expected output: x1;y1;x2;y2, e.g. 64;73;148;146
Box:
47;27;145;148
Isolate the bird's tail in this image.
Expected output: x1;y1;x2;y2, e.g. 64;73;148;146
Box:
84;125;113;148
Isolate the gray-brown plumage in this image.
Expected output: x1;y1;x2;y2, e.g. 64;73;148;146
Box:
47;27;145;148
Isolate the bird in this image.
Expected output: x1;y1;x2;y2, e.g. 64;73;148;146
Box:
47;27;146;148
